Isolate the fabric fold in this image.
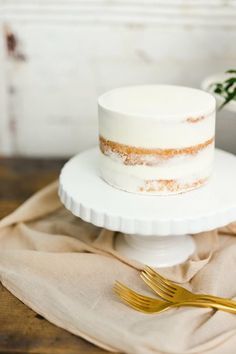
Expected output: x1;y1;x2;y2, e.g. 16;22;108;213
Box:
0;181;236;354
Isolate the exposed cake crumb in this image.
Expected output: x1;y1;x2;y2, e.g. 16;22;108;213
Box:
186;116;205;123
99;136;214;166
139;178;207;193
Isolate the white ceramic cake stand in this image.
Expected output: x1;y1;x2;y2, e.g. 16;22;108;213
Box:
59;148;236;267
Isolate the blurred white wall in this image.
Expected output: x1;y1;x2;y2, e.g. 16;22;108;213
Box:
0;0;236;157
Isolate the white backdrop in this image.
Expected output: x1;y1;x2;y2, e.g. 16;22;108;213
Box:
0;0;236;157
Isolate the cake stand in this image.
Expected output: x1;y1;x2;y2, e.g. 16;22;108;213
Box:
59;148;236;267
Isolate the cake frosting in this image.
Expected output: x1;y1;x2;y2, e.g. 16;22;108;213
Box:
98;85;216;195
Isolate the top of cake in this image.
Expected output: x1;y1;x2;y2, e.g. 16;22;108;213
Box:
98;85;215;121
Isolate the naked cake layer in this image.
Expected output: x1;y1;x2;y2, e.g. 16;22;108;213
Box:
99;135;214;166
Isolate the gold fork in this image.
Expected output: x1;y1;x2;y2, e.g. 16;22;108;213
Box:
114;281;172;313
114;281;236;314
141;266;236;308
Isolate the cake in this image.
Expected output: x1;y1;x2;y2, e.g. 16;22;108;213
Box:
98;85;216;195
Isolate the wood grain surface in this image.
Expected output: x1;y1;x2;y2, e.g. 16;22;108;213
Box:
0;157;112;354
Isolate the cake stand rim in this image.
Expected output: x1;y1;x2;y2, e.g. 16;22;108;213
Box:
59;148;236;236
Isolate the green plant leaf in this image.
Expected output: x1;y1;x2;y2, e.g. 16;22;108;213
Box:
226;70;236;74
209;69;236;110
219;91;236;110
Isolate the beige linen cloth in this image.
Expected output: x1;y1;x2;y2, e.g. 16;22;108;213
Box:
1;182;236;354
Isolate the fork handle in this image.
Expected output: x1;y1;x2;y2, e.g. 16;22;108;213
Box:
194;295;236;308
176;300;236;314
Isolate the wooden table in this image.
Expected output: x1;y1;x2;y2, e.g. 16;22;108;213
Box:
0;158;112;354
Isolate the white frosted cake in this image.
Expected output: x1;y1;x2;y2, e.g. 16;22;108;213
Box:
98;85;216;195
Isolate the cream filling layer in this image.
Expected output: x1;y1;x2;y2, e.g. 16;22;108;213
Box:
100;154;211;195
100;144;214;180
99;111;215;149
